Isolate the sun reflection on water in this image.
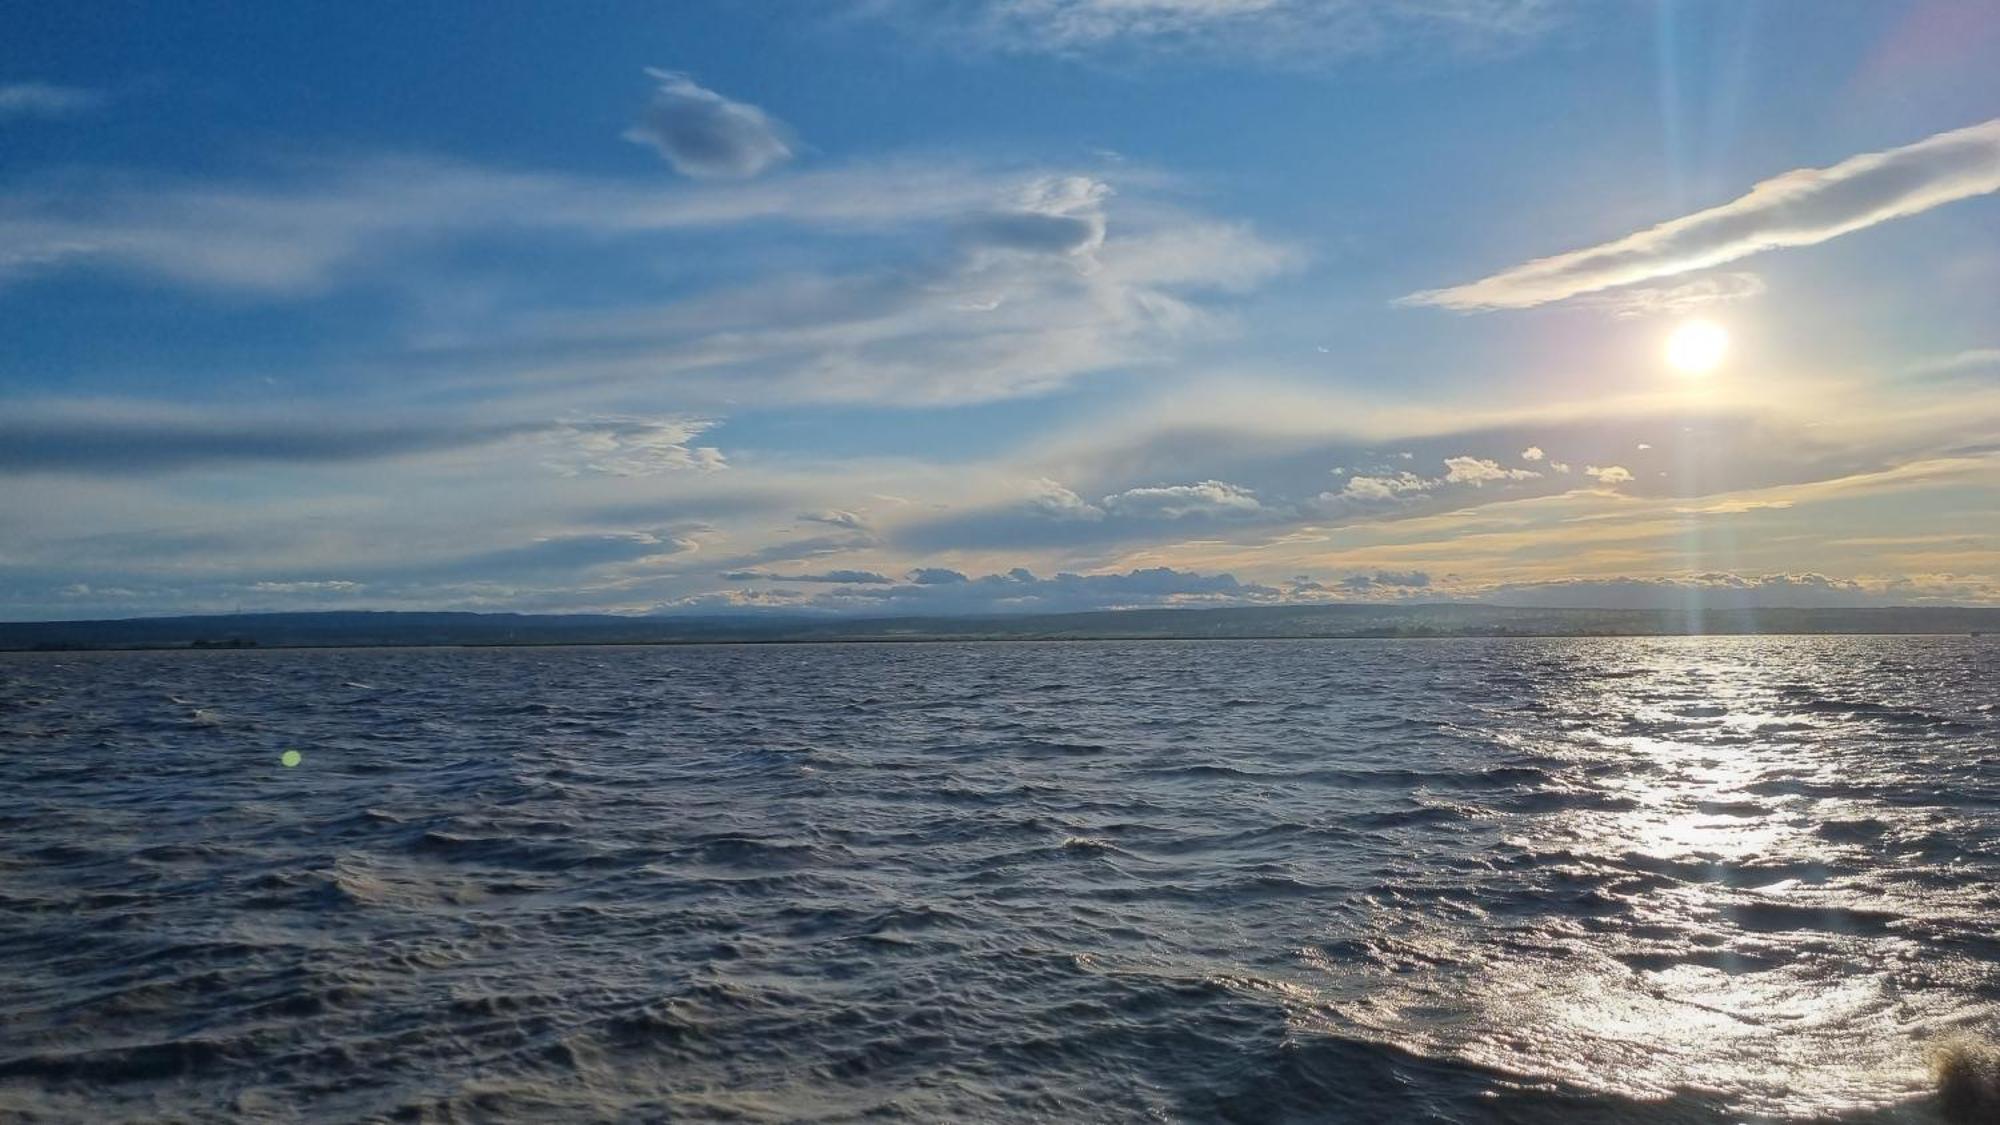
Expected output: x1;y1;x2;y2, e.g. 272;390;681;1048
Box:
1277;641;1978;1117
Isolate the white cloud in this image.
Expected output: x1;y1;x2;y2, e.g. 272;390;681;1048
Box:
1549;461;1571;474
1406;118;2000;310
1585;464;1633;484
1101;479;1262;519
1573;271;1767;319
1443;455;1539;485
624;69;794;179
250;580;363;594
1027;478;1106;520
541;417;725;476
1334;471;1432;502
1521;445;1544;461
0;82;104;120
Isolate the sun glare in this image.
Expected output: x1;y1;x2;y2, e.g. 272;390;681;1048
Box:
1665;319;1729;375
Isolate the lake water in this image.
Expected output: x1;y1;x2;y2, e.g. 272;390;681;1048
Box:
2;637;1996;1122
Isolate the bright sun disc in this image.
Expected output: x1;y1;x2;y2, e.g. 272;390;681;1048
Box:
1665;319;1728;375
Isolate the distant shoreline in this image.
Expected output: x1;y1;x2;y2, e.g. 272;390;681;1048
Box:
4;604;1993;654
5;629;1994;655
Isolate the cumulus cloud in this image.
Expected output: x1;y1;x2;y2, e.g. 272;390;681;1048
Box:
1026;478;1106;521
1585;464;1633;484
1406;118;2000;310
542;417;725;476
1339;570;1432;593
1100;479;1262;519
624;69;794;179
1334;471;1432;502
1325;453;1541;507
1443;456;1540;485
1521;445;1544;461
0;82;104;120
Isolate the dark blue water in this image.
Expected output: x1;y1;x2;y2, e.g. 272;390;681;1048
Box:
2;637;1996;1122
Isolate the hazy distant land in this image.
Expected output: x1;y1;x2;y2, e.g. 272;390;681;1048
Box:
3;603;1995;651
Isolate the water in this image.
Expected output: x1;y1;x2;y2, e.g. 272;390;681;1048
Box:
2;636;1996;1123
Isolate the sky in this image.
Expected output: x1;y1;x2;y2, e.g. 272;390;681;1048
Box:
2;0;1997;620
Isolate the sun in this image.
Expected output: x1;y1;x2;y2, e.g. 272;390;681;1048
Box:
1664;319;1729;375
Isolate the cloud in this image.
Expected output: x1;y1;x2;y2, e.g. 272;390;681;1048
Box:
1324;453;1541;507
800;509;870;530
1442;455;1539;485
1026;478;1106;521
373;529;704;587
542;417;725;476
624;69;794;179
870;0;1560;62
1905;348;2000;383
1521;445;1544;461
1339;569;1432;593
0;405;727;478
249;580;363;594
1406;118;2000;310
0;154;1038;294
0;82;104;120
1478;572;1991;610
907;567;969;584
689;564;1284;616
958;175;1109;256
1585;464;1633;484
1334;471;1432;502
1573;271;1768;319
0;406;538;475
0;155;1290;404
723;568;891;584
1100;479;1262;519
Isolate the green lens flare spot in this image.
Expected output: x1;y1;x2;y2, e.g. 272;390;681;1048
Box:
280;749;303;768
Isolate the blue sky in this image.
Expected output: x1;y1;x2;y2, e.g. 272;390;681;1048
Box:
3;1;1997;619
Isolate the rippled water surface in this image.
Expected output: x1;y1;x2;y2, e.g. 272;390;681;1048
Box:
3;637;1997;1122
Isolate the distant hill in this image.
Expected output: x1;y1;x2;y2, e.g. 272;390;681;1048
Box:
2;603;1995;651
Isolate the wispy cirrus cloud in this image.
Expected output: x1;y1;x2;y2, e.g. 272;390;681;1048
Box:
624;69;795;179
0;155;1046;293
0;404;722;477
866;0;1560;62
0;153;1289;405
0;82;105;120
1406;118;2000;311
